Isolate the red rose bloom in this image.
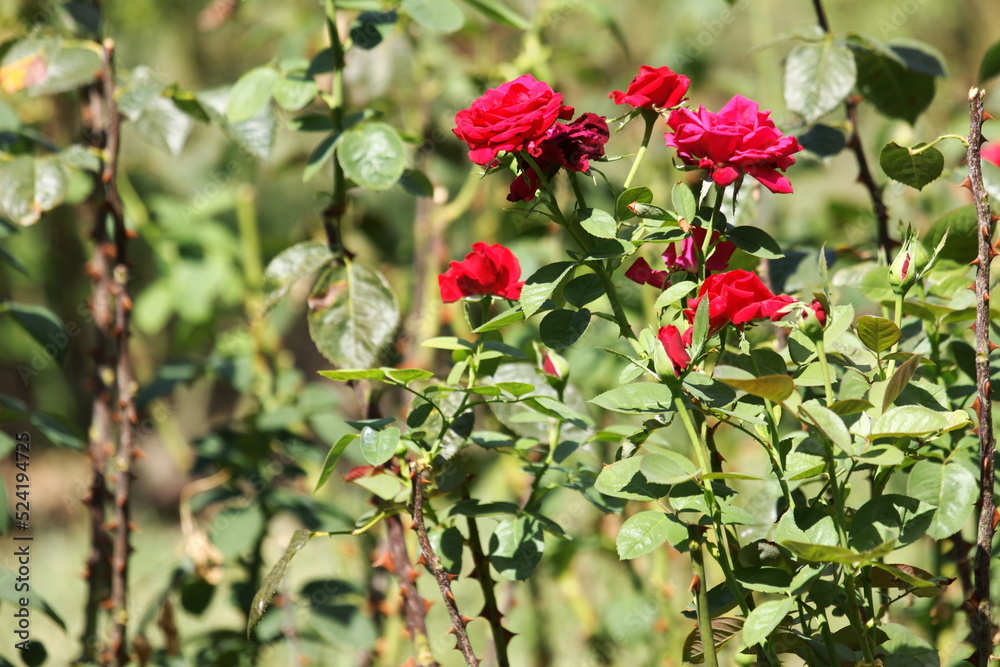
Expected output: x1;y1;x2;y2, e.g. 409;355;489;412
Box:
657;325;693;376
982;143;1000;168
453;74;574;166
610;65;690;110
508;113;609;202
625;227;737;288
684;269;797;334
439;243;524;303
665;95;802;194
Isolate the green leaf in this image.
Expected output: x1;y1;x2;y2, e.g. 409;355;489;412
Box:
422;336;474;350
980;39;1000;83
539;308;590;350
319;369;387;381
671;181;697;223
489;516;544;580
799;400;854;455
640;451;699;485
496;381;534;397
563;274;604;307
263;241;334;309
616;511;687;560
879;142;944;190
519;261;575;318
197;87;276;160
248;529;319;635
781;540;895;566
882;353;922;412
879;623;939;665
273;73;318;112
227;67;279;123
384;368;434;384
307;261;400;370
315;434;358;491
578;208;618;239
0;38;102;96
869;405;950;439
726;226;784;259
459;0;530;29
797;124;846;157
849;494;933;552
889;40;948;78
743;598;794;649
682;617;743;664
5;302;67;364
337;122;406;191
0;569;67;629
594;455;670;501
359;425;400;466
924;205;978;264
830;399;874;416
133;96;194;156
783;38;857;124
429;526;465;574
906;460;977;539
474;306;525;332
654;280;697;310
733;567;793;594
0;156;69;226
717;374;793;402
349;11;398;49
402;0;465;33
856;315;900;354
616;186;652;221
590;382;676;415
853;45;935;125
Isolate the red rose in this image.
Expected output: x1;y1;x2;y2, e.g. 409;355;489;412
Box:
439;243;524;303
982;143;1000;168
610;65;690;110
665;95;802;194
625;227;736;288
453;74;574;166
684;269;797;334
508;113;609;202
657;325;692;376
808;299;827;328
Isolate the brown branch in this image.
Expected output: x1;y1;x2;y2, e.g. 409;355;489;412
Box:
80;79;115;665
811;0;892;256
99;39;136;667
411;466;480;667
967;86;997;667
385;513;438;667
461;487;511;667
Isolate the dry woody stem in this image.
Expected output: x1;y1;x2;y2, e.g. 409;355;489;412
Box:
385;513;438;667
412;466;481;667
966;86;997;667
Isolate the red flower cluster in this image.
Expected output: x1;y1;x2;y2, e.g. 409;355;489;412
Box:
509;113;609;202
666;95;802;194
453;75;574;166
684;270;797;335
610;65;690;110
626;227;736;288
439;243;524;303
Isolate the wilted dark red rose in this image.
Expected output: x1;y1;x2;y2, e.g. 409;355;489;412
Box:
684;269;797;334
507;113;609;202
665;95;802;194
439;242;524;303
657;325;692;376
453;74;574;166
610;65;690;110
625;227;737;288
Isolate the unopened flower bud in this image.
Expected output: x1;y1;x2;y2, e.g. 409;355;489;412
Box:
888;236;927;296
541;350;569;381
799;299;827;340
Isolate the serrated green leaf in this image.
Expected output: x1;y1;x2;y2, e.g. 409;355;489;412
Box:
318;369;387;381
784;38;856;124
853;45;935;125
743;598;794;649
671;181;697;223
359;425;400;466
980;39;1000;83
906;460;977;539
594;455;670;501
616;511;687;559
879;142;944;190
578;208;618;239
616;186;652;221
263;241;334;309
5;302;67;364
519;261;575;318
640;451;699;485
315;434;358;491
337;122;406;191
539;308;590;350
856;315;900;354
726;226;784;259
717;374;794;402
590;382;676;415
227;67;279;123
489;516;544;580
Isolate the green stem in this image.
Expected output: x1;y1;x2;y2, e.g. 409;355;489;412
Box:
814;338;836;407
748;350;792;510
568;170;588;209
323;0;348;251
909;134;969;153
623;110;657;190
690;528;721;667
886;292;904;376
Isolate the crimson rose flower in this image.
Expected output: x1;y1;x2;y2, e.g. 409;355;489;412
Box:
982;143;1000;167
684;269;797;334
625;227;737;288
665;95;802;194
610;65;690;110
508;113;609;202
453;74;574;166
658;325;693;376
439;243;524;303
